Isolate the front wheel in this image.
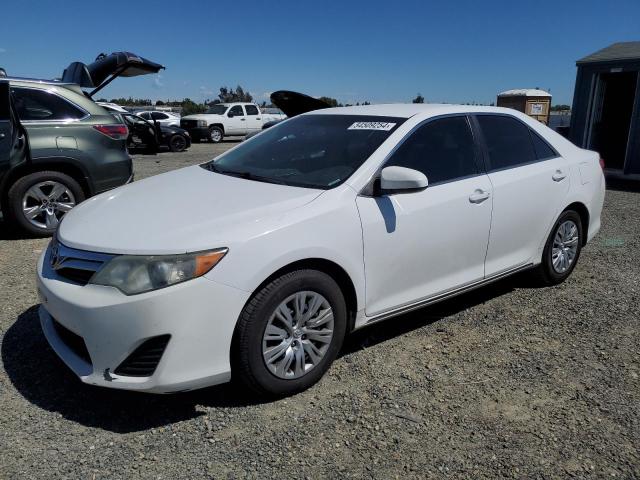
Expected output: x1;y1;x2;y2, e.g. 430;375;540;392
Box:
233;270;347;397
531;210;583;286
208;126;223;143
6;171;85;237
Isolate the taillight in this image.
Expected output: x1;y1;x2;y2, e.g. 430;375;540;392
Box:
93;124;128;140
599;157;605;170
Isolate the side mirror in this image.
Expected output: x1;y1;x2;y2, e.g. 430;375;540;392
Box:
378;166;428;194
227;112;234;118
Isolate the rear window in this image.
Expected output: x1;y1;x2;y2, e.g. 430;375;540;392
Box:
476;115;536;170
530;129;557;160
204;114;405;189
12;87;85;121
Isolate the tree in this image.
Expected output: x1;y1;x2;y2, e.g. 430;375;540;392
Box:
155;100;165;106
412;94;425;104
181;98;207;116
318;96;339;107
551;104;571;112
217;85;253;103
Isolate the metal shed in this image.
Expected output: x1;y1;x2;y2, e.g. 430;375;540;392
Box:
569;41;640;177
497;89;552;125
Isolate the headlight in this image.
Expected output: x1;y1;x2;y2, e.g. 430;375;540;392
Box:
90;248;227;295
197;120;207;127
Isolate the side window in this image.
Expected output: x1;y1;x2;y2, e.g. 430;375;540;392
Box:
245;105;259;115
11;87;85;121
386;116;480;185
151;112;168;120
138;112;151;119
476;115;536;170
229;105;244;117
529;129;557;160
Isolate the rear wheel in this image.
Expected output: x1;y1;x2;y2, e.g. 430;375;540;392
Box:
169;134;187;152
531;210;583;286
6;171;85;237
233;270;347;397
208;126;223;143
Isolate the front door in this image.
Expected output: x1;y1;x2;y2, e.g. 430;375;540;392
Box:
474;114;570;276
226;105;247;135
356;115;493;317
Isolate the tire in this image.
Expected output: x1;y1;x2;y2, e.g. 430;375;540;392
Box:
169;134;187;152
531;210;583;286
208;126;224;143
6;171;85;237
233;270;347;397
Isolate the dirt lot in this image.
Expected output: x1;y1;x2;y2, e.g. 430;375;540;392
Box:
0;142;638;479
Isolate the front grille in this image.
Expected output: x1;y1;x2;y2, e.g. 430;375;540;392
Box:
52;318;92;364
47;237;114;286
180;119;199;129
114;335;170;377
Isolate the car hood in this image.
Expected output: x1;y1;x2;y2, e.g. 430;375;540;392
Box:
58;166;323;255
181;114;223;121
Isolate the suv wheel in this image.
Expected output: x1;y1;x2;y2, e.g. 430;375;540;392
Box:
531;210;583;286
7;171;85;236
233;270;347;397
209;126;223;143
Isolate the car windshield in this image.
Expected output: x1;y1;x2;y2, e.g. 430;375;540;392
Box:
202;114;405;189
206;104;228;115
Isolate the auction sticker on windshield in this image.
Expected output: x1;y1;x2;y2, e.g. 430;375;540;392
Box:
347;121;396;131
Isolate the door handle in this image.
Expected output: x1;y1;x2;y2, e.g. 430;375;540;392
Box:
0;133;5;139
552;170;566;182
256;117;261;120
240;118;246;121
469;189;490;204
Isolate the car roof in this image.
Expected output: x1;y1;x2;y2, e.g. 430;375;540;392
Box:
2;76;78;87
305;103;524;119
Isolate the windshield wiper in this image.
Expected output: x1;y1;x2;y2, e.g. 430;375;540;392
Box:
205;163;289;185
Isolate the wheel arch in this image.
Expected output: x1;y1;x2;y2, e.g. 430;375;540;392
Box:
208;123;225;134
233;257;359;339
1;157;92;205
563;201;590;246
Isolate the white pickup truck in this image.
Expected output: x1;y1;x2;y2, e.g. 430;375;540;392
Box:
180;103;285;143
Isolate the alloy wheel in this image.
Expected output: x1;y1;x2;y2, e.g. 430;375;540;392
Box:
210;129;222;142
551;220;579;274
262;291;334;379
21;181;76;230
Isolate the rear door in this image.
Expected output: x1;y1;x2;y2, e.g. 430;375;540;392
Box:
357;115;493;316
0;81;28;183
474;114;569;276
244;104;262;133
225;105;247;135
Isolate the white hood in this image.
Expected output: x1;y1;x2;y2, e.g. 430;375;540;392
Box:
181;113;224;121
58;166;323;255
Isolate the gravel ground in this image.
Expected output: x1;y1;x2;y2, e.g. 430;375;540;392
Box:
0;143;638;479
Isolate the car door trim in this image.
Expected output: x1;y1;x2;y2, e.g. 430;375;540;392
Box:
362;262;533;326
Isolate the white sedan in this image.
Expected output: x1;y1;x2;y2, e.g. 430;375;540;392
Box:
36;104;605;396
135;110;181;127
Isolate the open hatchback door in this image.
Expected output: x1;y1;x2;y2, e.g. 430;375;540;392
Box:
270;91;330;117
62;52;165;97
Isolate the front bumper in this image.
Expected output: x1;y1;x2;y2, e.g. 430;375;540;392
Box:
182;126;210;140
36;247;250;393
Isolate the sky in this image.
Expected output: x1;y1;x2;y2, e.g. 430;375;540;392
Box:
1;0;639;106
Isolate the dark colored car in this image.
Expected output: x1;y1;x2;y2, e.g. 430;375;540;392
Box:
106;109;191;153
0;52;163;236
